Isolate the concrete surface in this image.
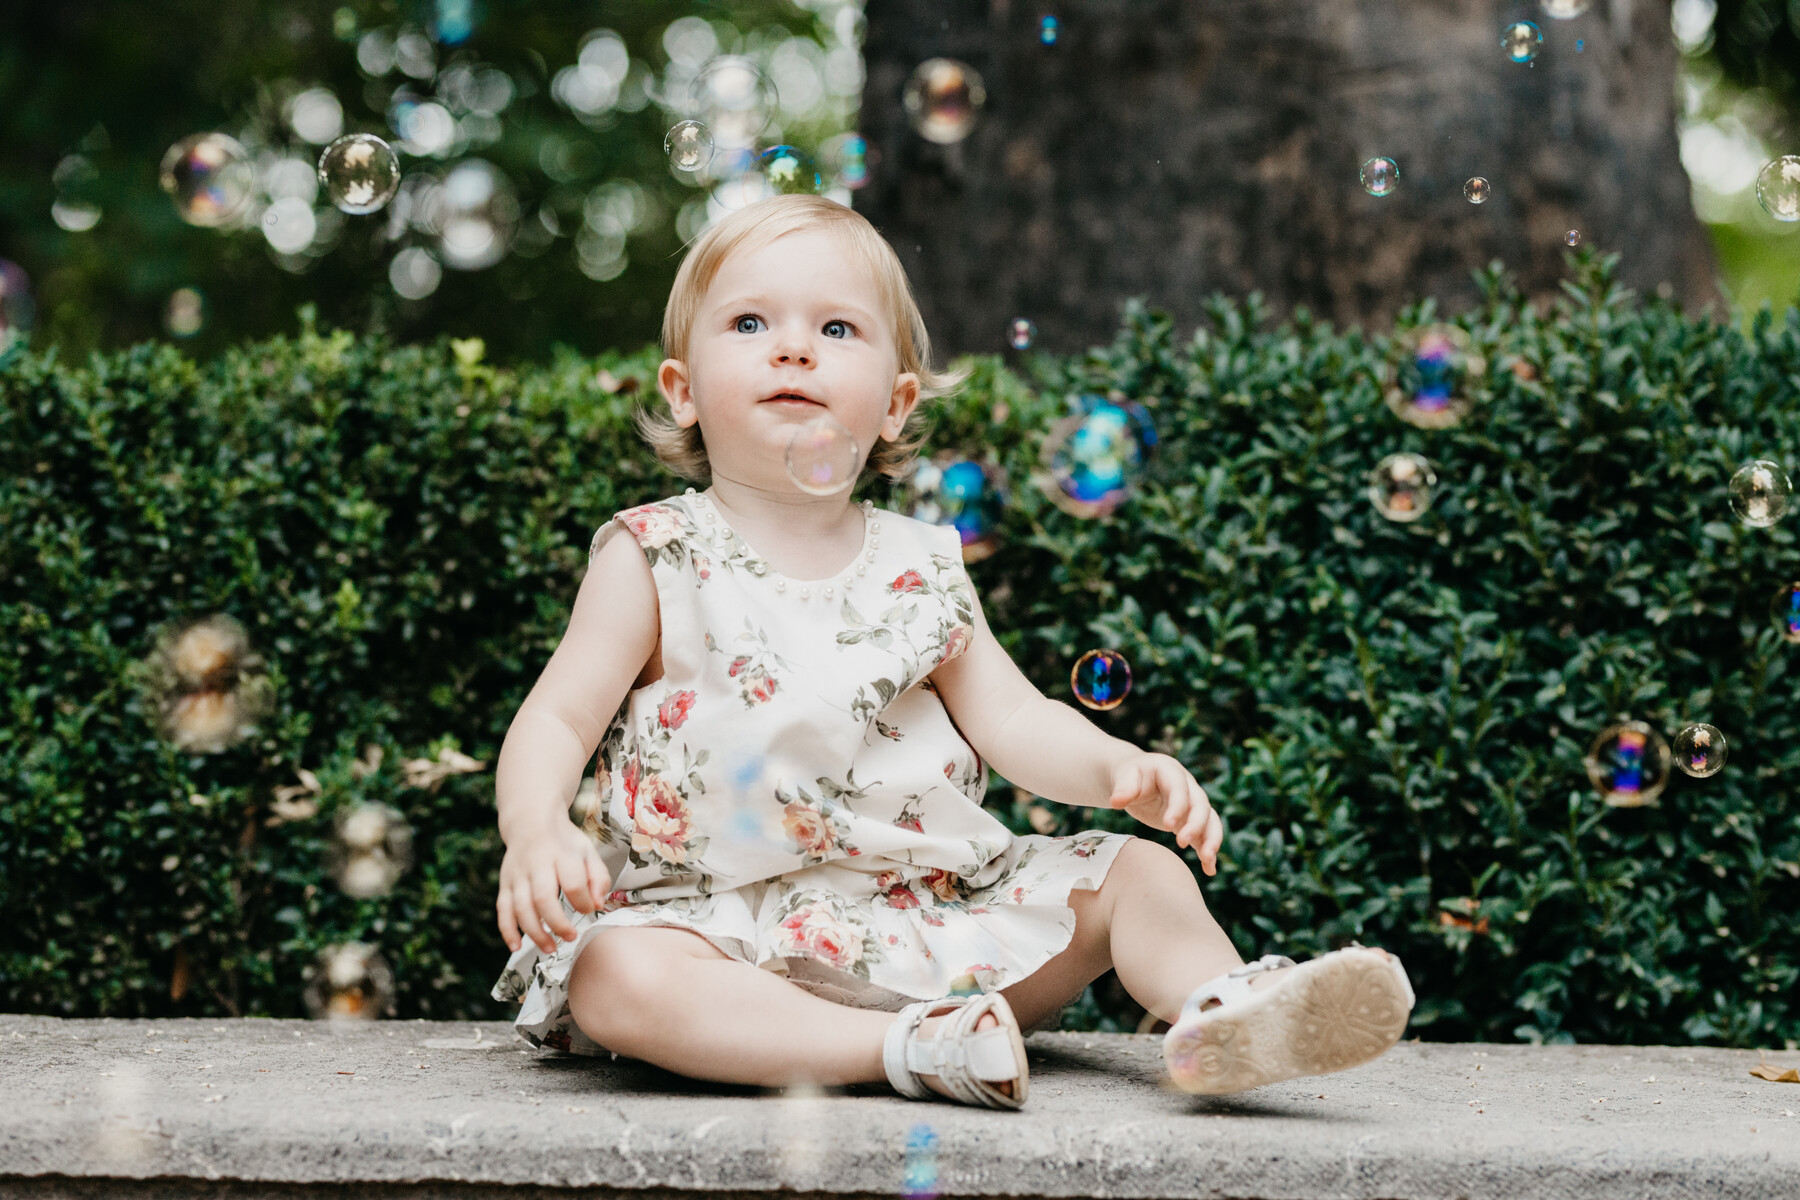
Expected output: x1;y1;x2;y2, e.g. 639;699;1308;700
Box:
2;1015;1798;1199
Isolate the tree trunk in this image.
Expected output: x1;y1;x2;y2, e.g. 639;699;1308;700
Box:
856;0;1720;356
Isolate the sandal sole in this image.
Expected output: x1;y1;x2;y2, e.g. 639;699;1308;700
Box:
1162;948;1412;1095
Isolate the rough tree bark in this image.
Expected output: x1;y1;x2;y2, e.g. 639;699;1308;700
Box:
856;0;1721;356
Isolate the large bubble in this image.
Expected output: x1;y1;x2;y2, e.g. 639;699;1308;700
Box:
1585;720;1671;807
303;942;396;1021
758;144;824;195
664;120;714;172
1386;325;1485;429
1501;21;1543;62
1756;156;1800;222
785;413;859;495
1368;453;1437;522
325;802;415;898
1038;395;1157;519
905;456;1007;563
1729;459;1791;527
1672;723;1727;779
318;133;401;214
903;58;986;145
1071;649;1132;711
159;133;256;228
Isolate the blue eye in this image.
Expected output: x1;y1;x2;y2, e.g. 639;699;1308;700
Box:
823;320;852;339
734;315;765;334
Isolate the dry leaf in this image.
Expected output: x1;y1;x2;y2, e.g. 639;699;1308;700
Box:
1437;910;1491;935
350;744;385;779
403;747;488;792
1750;1064;1800;1083
268;768;323;824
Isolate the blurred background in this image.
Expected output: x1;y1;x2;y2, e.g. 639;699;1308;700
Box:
0;0;1794;364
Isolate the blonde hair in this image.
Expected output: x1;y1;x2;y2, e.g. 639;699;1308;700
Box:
635;194;966;486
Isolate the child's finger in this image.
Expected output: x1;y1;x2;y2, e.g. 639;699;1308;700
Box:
561;854;596;914
496;889;520;952
1199;808;1225;874
586;851;611;914
531;873;579;946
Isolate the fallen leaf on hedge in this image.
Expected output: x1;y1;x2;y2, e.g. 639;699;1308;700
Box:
403;747;488;792
1749;1064;1800;1083
268;769;322;823
1437;910;1490;935
350;744;384;779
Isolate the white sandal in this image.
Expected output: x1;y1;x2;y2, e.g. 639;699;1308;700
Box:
883;991;1028;1110
1163;945;1415;1095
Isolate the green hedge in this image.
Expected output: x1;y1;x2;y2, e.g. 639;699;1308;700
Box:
4;254;1798;1047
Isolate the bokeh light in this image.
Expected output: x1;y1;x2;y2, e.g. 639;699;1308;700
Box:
758;144;824;195
1672;723;1727;778
325;802;416;898
318;133;401;214
1540;0;1592;17
689;56;779;149
1039;15;1060;45
52;154;103;232
1386;324;1484;429
1369;453;1437;522
1039;395;1157;519
1071;649;1132;711
390;246;443;299
430;159;517;269
1007;317;1037;349
665;120;714;172
1502;21;1544;63
159;133;256;228
286;87;345;145
303;942;397;1021
164;287;205;338
1360;156;1399;196
1464;176;1492;204
905;456;1007;563
0;260;36;361
901;1122;940;1200
903;58;986;145
1585;720;1671;806
784;413;859;495
1729;459;1791;527
1756;155;1800;222
144;614;275;754
1770;581;1800;643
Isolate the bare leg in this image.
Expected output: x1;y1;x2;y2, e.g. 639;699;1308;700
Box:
565;925;1011;1099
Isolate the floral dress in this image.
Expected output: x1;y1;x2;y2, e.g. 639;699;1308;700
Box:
490;488;1133;1054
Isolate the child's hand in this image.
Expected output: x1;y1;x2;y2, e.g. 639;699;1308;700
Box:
1106;752;1223;876
496;816;613;955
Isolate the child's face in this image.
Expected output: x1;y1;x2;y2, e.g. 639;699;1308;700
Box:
658;226;920;498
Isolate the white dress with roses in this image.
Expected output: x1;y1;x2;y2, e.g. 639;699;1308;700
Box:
490;488;1132;1054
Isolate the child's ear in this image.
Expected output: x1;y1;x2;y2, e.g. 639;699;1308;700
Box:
884;371;921;440
658;358;698;428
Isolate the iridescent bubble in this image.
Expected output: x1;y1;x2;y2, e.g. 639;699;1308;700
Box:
1755;155;1800;222
905;456;1008;563
1369;453;1437;522
1564;229;1581;246
1464;176;1491;204
1729;459;1791;527
1501;21;1543;62
1672;723;1727;779
1386;325;1484;429
159;133;256;228
164;287;205;338
1360;156;1399;197
302;942;396;1022
784;413;860;495
0;260;36;363
1071;649;1132;711
1007;317;1037;349
1039;15;1060;45
325;802;415;898
821;132;871;189
1039;395;1158;519
1770;581;1800;643
1585;720;1671;807
903;58;987;145
318;133;401;214
665;120;715;172
901;1122;940;1200
689;56;778;148
1540;0;1592;18
758;144;824;195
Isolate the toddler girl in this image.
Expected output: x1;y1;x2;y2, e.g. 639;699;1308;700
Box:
489;194;1414;1109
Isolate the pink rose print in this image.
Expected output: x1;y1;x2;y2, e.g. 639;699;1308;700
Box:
943;761;956;778
881;881;921;909
782;801;837;856
922;868;962;903
543;1029;573;1052
875;871;904;890
943;623;972;662
885;934;900;946
621;504;683;549
895;814;923;833
741;664;778;706
1007;886;1027;904
1072;842;1097;858
920;910;945;927
601;890;632;913
777;900;864;970
696;555;712;580
889;569;925;594
621;757;641;819
631;773;694;865
728;655;752;678
658;690;697;730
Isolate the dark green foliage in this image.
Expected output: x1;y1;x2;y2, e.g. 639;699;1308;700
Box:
4;254;1797;1047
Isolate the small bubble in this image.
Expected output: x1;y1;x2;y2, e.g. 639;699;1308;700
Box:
1071;649;1132;711
1755;155;1800;222
1565;229;1582;246
1039;14;1059;44
1672;723;1727;778
1585;721;1671;807
1369;453;1437;522
664;120;714;172
318;133;400;215
303;943;396;1022
1007;317;1037;349
903;58;986;145
1501;21;1543;62
820;132;870;189
1040;395;1157;519
1360;156;1399;197
758;144;824;195
1463;176;1491;204
160;133;256;227
784;414;860;495
1729;459;1791;527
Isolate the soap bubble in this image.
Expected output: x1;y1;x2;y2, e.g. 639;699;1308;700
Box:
1755;156;1800;222
1564;229;1581;246
905;456;1007;563
1672;723;1727;778
144;614;275;754
1039;395;1158;519
903;58;986;145
0;260;35;362
52;155;103;231
821;132;871;189
159;133;256;228
689;57;778;148
1071;649;1132;711
1502;21;1543;62
902;1122;940;1200
1007;317;1037;349
1464;176;1491;204
1585;720;1671;807
318;133;401;215
303;942;396;1021
164;287;205;338
1729;459;1791;527
1369;453;1437;522
1770;581;1800;643
1540;0;1591;18
758;144;824;195
1039;15;1060;44
1386;325;1484;429
325;802;415;898
785;414;860;495
665;120;714;172
1360;156;1399;197
430;159;517;270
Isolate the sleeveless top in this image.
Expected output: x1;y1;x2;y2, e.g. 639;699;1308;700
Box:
491;489;1132;1054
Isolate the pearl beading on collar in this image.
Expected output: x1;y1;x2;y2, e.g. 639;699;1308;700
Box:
685;488;877;601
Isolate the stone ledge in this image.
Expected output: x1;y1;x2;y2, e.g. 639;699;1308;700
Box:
2;1015;1797;1199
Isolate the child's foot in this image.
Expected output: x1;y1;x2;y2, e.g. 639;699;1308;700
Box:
914;1009;1014;1102
1163;946;1414;1095
883;992;1028;1109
